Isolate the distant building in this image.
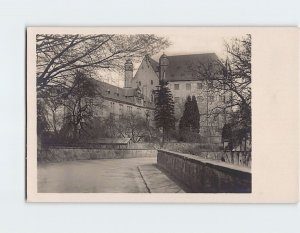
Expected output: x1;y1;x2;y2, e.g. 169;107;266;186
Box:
46;53;230;142
124;53;231;141
90;78;155;122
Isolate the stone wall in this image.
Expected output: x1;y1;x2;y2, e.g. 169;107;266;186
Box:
127;142;221;151
38;147;157;162
157;149;251;193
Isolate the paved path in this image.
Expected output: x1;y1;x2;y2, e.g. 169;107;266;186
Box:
138;164;184;193
38;157;183;193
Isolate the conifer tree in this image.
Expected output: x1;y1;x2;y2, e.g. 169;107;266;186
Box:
179;95;200;137
179;96;192;131
154;80;175;145
191;96;200;133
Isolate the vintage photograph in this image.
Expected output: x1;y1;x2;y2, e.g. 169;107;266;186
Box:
31;28;251;194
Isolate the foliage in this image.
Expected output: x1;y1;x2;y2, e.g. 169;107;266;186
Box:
154;80;176;144
36;34;170;145
62;70;102;140
191;34;251;147
178;131;202;143
190;96;200;132
179;96;192;131
179;95;200;134
101;112;159;143
222;105;251;151
37;98;50;137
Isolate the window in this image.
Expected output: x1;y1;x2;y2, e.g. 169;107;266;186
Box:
151;80;153;85
151;94;154;102
186;83;191;90
219;95;226;103
139;81;141;86
174;84;180;90
197;83;202;89
119;104;123;113
209;96;214;102
174;97;180;102
128;106;133;112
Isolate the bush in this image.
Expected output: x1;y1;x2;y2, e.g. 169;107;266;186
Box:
179;130;202;143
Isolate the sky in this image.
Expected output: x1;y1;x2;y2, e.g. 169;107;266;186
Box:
103;31;247;87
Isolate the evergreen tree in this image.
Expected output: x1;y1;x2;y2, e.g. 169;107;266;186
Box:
191;96;200;133
179;96;192;131
179;95;200;141
154;80;175;145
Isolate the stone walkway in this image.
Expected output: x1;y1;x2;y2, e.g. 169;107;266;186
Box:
38;157;183;193
138;164;184;193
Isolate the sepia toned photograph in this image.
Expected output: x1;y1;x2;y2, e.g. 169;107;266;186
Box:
30;28;251;195
1;0;299;230
26;26;300;203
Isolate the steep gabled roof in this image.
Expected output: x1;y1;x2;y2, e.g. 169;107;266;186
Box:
90;78;135;102
147;57;159;73
161;53;220;82
89;78;154;108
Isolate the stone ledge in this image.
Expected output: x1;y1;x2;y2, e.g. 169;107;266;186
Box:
138;164;185;193
157;149;251;193
158;149;251;174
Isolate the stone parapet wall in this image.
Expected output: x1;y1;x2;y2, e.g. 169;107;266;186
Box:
157;149;251;193
38;147;157;162
126;142;222;151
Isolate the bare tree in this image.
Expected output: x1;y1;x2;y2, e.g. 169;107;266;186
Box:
103;112;155;143
36;34;170;92
190;34;251;149
61;70;103;140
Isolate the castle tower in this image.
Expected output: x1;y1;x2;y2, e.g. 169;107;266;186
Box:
124;59;133;88
159;53;169;81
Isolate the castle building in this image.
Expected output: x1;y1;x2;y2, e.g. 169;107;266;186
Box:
50;53;229;142
121;53;230;141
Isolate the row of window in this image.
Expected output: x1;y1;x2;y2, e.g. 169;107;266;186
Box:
138;80;154;86
173;82;213;91
111;102;143;114
174;95;226;103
